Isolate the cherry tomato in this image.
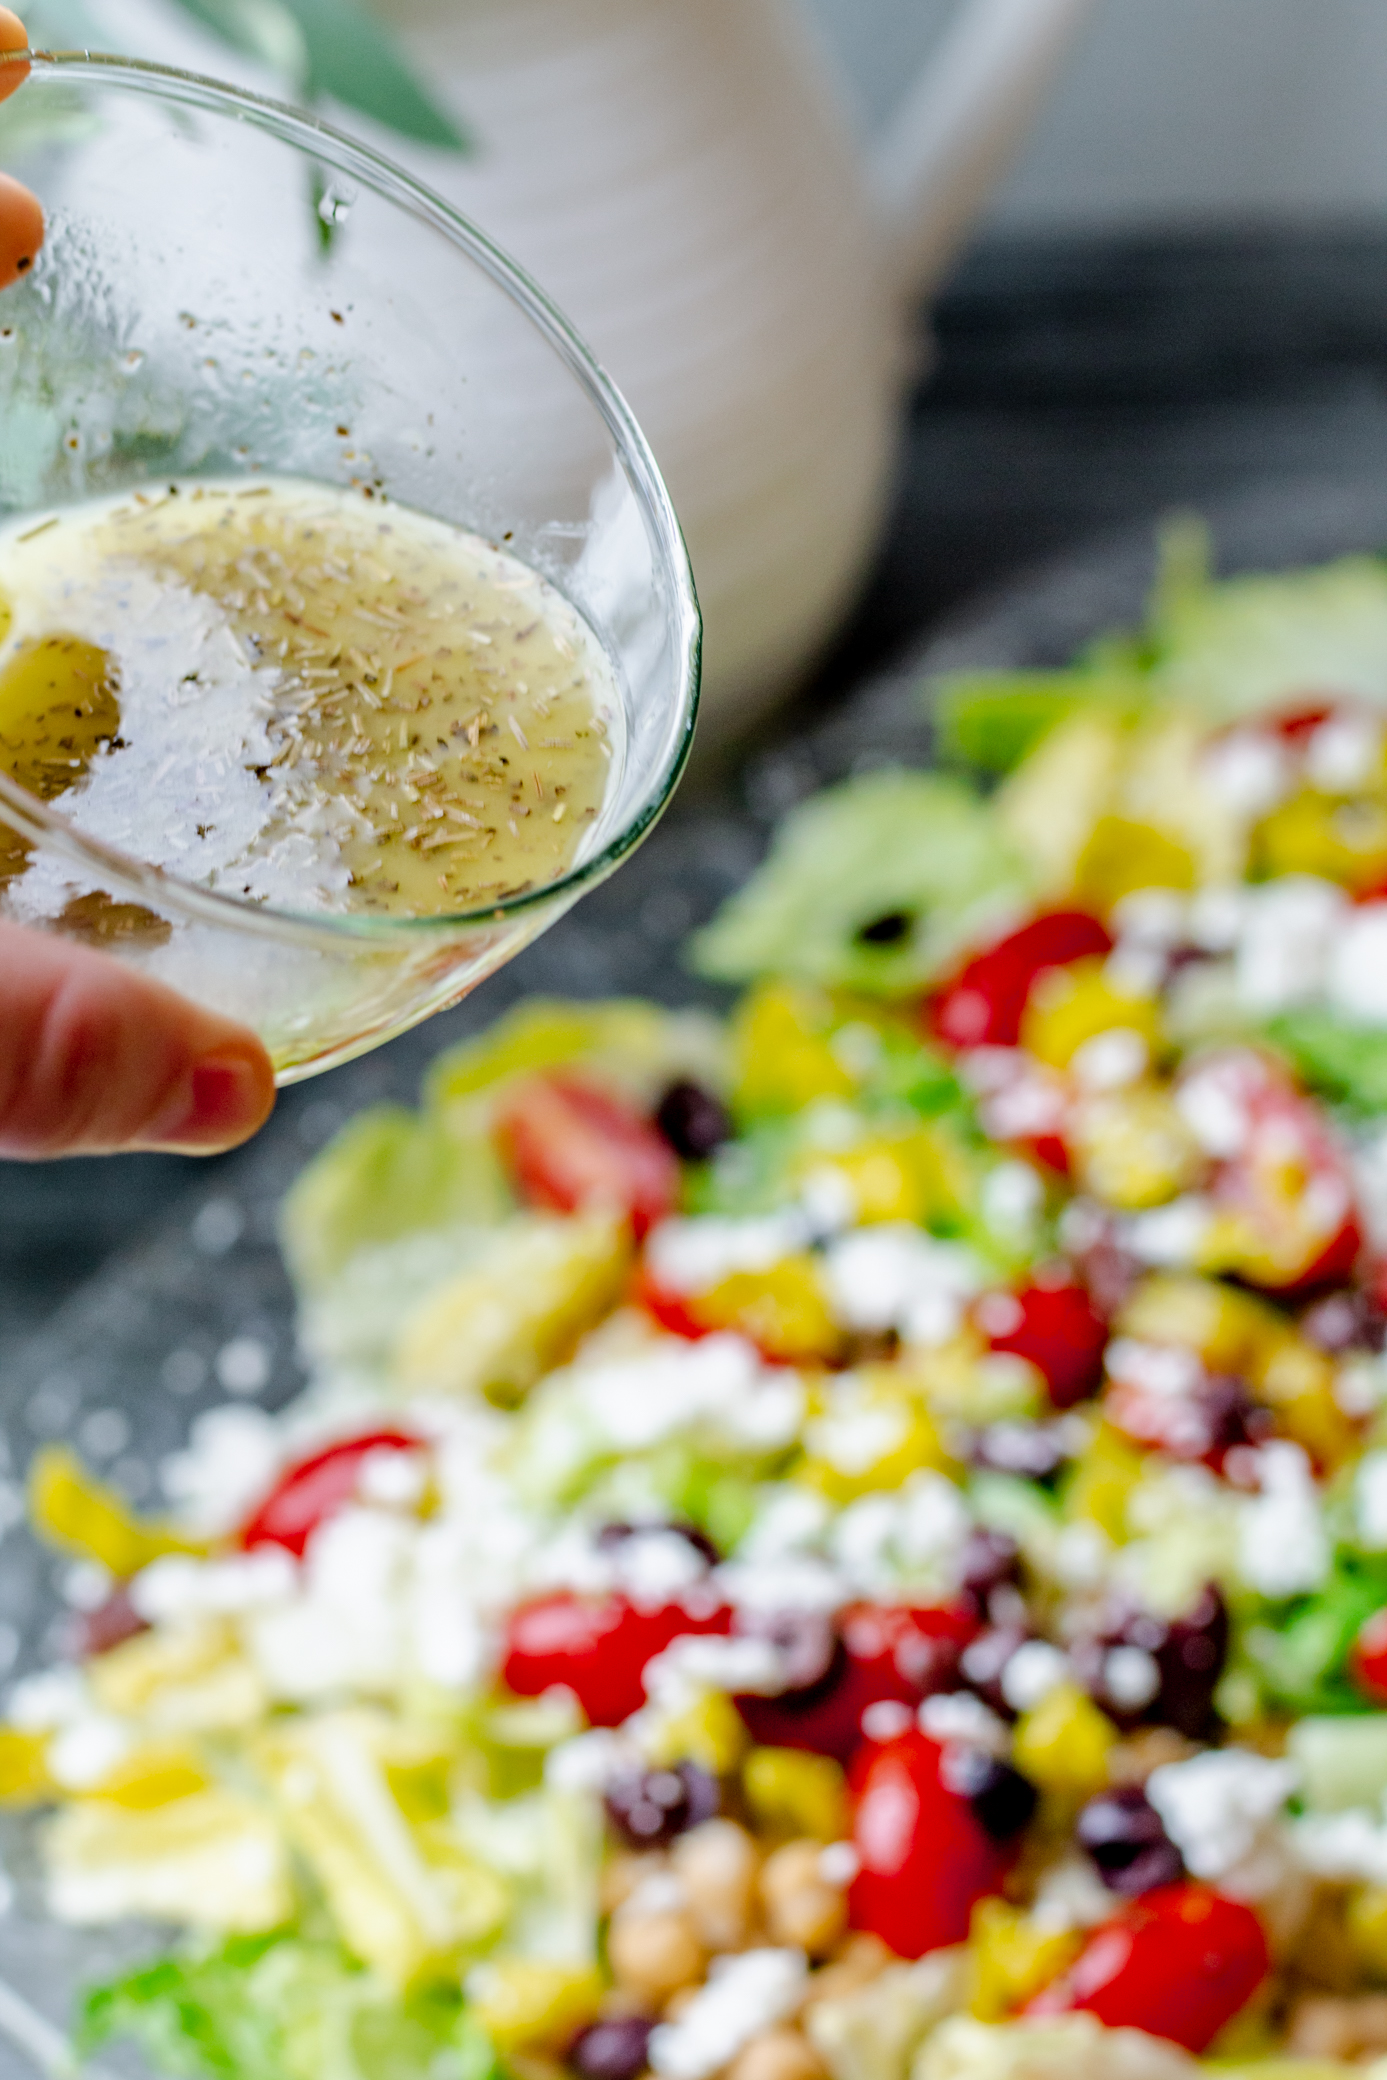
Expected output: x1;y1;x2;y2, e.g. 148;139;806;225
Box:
1024;1883;1268;2052
974;1271;1108;1409
736;1602;978;1763
847;1729;1028;1958
239;1428;421;1558
635;1260;710;1342
502;1591;732;1727
1352;1607;1387;1705
1268;702;1337;743
929;910;1113;1051
494;1072;681;1239
1182;1048;1362;1293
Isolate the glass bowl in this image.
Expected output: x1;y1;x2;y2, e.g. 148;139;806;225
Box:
0;48;700;1083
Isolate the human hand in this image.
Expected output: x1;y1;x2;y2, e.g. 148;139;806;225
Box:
0;11;275;1160
0;8;42;288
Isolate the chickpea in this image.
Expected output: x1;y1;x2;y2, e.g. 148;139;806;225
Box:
725;2028;824;2080
672;1819;761;1951
607;1906;706;2006
801;1932;892;2011
758;1840;848;1958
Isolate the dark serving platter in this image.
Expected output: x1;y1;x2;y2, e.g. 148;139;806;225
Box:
7;472;1387;2073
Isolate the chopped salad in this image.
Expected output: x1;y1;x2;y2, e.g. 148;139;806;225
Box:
17;533;1387;2079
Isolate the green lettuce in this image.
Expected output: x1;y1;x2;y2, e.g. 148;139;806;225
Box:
79;1933;498;2080
690;770;1030;995
934;668;1145;775
1265;1010;1387;1116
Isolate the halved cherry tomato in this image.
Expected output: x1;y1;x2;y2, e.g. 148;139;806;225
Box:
1352;1607;1387;1705
929;910;1113;1051
847;1728;1029;1958
1268;702;1337;743
974;1271;1108;1409
736;1602;978;1763
1024;1882;1268;2051
502;1591;732;1727
494;1072;681;1239
1183;1049;1362;1293
636;1260;711;1342
239;1428;421;1558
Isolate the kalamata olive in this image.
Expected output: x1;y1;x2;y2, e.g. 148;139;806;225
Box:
596;1520;720;1568
959;1623;1031;1717
74;1584;148;1658
1070;1229;1142;1319
571;2016;656;2080
1077;1784;1184;1895
655;1080;733;1162
856;910;915;947
958;1528;1022;1610
1156;1586;1228;1739
939;1743;1038;1841
604;1761;720;1848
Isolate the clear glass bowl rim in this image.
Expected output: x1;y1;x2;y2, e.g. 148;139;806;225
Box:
0;47;702;950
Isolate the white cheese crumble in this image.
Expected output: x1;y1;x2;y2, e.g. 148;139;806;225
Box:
47;1714;133;1790
1329;904;1387;1026
1103;1646;1163;1711
573;1335;805;1455
1306;711;1382;792
649;1949;808;2080
131;1548;297;1625
1237;1442;1331;1598
1070;1027;1150;1093
821;1225;983;1343
1201;730;1292;818
1358;1453;1387;1550
158;1404;286;1539
1146;1748;1297;1883
918;1691;1009;1756
1234;876;1346;1014
1118;1197;1214;1268
828;1471;971;1600
645;1214;813;1295
1294;1806;1387;1887
999;1640;1070;1713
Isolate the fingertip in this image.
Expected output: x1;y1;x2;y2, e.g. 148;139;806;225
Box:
137;1042;277;1155
0;170;42;289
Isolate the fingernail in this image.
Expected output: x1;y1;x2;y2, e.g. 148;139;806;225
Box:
142;1052;270;1152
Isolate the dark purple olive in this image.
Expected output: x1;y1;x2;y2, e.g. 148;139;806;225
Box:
958;1623;1031;1718
1301;1289;1386;1355
1156;1585;1228;1739
571;2016;655;2080
1071;1233;1142;1319
655;1081;733;1162
596;1520;719;1568
74;1584;148;1658
958;1528;1022;1612
1196;1376;1274;1461
939;1744;1038;1841
1077;1784;1184;1895
856;910;915;947
604;1761;720;1848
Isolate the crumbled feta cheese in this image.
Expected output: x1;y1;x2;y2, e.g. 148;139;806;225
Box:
357;1445;429;1509
735;1487;833;1563
1188;885;1247;954
1238;1442;1331;1598
806;1393;911;1477
645;1214;812;1295
6;1666;88;1731
999;1640;1070;1713
1105;1338;1204;1398
1112;889;1190;949
1357;1453;1387;1550
1234;876;1346;1014
798;1166;860;1236
576;1335;805;1454
1306;711;1382;792
1103;1645;1162;1711
1070;1027;1150;1093
649;1950;808;2080
818;1842;860;1887
246;1506;418;1700
47;1714;133;1790
1029;1855;1122;1931
159;1404;284;1539
1201;730;1292;818
918;1691;1009;1755
1294;1806;1387;1887
1119;1197;1214;1267
716;1557;848;1616
131;1548;297;1624
829;1471;971;1599
1146;1748;1297;1882
861;1699;914;1741
981;1161;1045;1243
822;1225;984;1341
1329;905;1387;1025
1176;1058;1254;1158
545;1727;636;1794
642;1633;787;1713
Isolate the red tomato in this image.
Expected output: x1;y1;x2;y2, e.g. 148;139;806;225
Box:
635;1260;711;1342
929;910;1113;1051
847;1729;1017;1958
1179;1048;1362;1293
1353;1608;1387;1705
494;1072;680;1239
1025;1883;1268;2052
736;1603;979;1763
974;1272;1108;1409
1267;702;1337;743
239;1428;422;1558
502;1591;732;1727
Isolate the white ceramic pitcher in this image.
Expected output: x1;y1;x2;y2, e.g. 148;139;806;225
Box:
367;0;1093;741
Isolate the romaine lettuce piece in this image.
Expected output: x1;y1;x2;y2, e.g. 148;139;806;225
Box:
1266;1010;1387;1115
280;1106;513;1294
79;1932;499;2080
1150;554;1387;719
934;668;1145;775
690;771;1030;995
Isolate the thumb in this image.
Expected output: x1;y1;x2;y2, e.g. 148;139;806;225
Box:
0;920;276;1158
